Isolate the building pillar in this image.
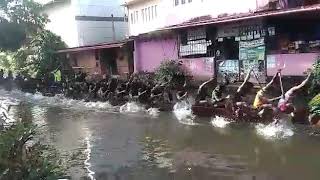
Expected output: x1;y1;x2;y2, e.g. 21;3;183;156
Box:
133;40;139;72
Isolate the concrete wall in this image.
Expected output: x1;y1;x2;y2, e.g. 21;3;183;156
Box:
134;37;214;80
180;57;214;81
44;0;128;47
134;37;178;72
76;21;128;45
69;50;101;75
74;0;128;45
126;0;257;36
267;53;319;76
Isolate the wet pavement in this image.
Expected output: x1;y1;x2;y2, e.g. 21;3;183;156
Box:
1;89;320;180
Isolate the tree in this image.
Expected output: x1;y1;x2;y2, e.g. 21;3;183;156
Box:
0;0;67;77
29;30;67;77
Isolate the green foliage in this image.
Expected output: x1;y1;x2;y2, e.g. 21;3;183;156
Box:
30;30;67;77
310;57;320;96
309;94;320;116
0;103;65;180
1;0;48;34
154;60;192;86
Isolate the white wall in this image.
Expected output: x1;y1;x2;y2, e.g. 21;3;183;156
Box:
73;0;125;17
127;0;162;36
45;0;128;47
77;21;128;45
126;0;257;36
74;0;128;45
44;1;79;47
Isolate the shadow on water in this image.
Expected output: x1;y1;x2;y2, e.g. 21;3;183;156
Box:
2;89;320;180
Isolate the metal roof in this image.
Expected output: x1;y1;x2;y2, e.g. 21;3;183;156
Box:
57;41;126;53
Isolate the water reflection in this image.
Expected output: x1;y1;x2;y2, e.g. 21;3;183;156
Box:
2;90;320;179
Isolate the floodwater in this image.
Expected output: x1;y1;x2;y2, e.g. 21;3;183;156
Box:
2;89;320;180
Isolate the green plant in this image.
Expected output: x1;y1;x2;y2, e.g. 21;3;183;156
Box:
310;57;320;96
154;60;192;87
309;94;320;116
0;103;65;180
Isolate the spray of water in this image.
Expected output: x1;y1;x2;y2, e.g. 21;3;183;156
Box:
0;89;114;112
173;101;197;126
211;116;231;128
147;108;160;118
256;119;294;139
119;102;145;113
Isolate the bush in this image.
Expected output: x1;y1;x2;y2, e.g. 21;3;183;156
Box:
154;60;192;87
310;57;320;96
0;103;65;180
309;94;320;116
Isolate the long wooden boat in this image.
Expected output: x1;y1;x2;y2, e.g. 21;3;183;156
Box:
192;105;273;123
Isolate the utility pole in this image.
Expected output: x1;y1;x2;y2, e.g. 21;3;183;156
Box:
111;14;116;41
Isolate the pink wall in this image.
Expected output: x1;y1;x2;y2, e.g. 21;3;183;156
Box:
267;53;319;76
134;38;178;72
180;58;214;81
134;37;214;81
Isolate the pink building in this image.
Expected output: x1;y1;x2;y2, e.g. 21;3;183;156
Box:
133;4;320;82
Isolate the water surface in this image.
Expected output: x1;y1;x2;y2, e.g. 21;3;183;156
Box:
1;90;320;180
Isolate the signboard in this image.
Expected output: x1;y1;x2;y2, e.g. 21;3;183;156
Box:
239;38;266;82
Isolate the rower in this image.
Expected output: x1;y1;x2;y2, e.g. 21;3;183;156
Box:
278;72;312;124
253;70;282;110
195;77;217;105
233;68;254;103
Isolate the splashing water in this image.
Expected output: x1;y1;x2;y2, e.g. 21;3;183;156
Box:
147;108;160;118
120;102;145;113
173;101;196;126
211;116;231;128
256;120;294;139
0;89;113;112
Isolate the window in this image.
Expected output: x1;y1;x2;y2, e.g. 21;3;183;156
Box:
175;0;179;6
148;7;151;21
188;0;192;2
179;27;213;58
154;5;157;18
130;13;134;24
182;0;185;4
145;8;148;21
135;11;138;23
151;6;154;19
141;9;145;22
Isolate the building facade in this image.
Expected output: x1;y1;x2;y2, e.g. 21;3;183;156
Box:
125;0;257;36
130;0;320;82
44;0;128;48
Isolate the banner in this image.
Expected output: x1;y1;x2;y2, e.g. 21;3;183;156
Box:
239;38;266;82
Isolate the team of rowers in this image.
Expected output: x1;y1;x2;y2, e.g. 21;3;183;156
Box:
0;68;318;125
195;68;314;124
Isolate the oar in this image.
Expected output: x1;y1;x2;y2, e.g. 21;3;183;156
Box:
251;70;263;89
279;72;285;99
278;63;286;99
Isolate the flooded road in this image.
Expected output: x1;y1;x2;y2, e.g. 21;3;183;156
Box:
2;90;320;180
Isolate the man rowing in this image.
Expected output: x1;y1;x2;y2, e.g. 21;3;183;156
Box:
278;72;312;124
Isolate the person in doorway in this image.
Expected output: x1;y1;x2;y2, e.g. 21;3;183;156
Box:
278;72;312;124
